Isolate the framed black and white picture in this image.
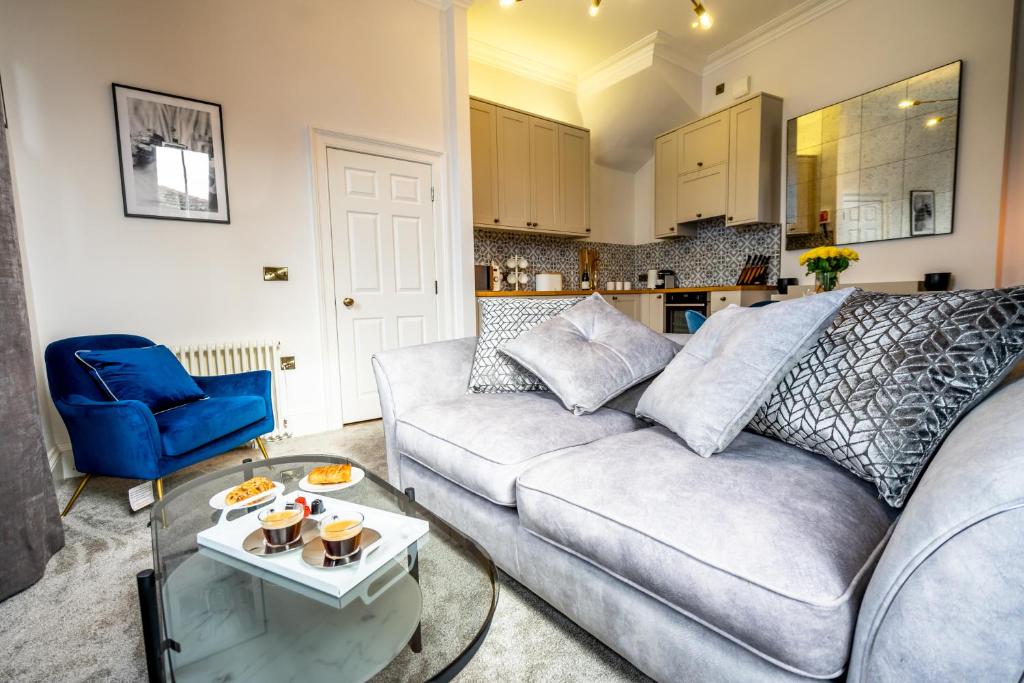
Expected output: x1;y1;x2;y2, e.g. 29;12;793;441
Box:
112;84;229;223
910;190;935;236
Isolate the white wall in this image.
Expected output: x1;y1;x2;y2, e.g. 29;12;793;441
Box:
1;0;459;457
633;157;655;245
702;0;1016;289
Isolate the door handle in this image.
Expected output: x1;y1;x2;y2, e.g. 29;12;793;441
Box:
342;297;355;307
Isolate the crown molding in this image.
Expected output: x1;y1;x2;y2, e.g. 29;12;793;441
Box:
577;31;702;97
704;0;849;73
468;38;578;92
413;0;473;10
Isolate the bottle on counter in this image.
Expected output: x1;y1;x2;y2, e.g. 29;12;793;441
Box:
581;271;591;290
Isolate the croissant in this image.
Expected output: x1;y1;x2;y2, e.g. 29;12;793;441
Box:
225;476;274;505
308;464;352;485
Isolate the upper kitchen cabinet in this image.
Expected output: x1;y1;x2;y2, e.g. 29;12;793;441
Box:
678;110;729;174
654;132;680;238
727;94;783;227
470;97;591;238
653;93;782;238
557;125;590;235
469;100;499;227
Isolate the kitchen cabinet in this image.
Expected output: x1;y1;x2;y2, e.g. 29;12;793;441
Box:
652;93;782;238
558;124;590;235
470;97;590;237
678;110;729;174
470;100;499;227
496;106;531;230
607;294;642;321
727;95;783;226
640;293;665;333
708;289;771;315
654;132;679;238
677;165;727;224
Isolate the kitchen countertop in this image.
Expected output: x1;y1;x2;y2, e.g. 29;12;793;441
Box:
476;285;774;297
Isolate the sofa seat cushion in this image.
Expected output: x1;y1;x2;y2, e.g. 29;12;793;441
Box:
396;392;642;506
516;426;898;678
156;396;266;456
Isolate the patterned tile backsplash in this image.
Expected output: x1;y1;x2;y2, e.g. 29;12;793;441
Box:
475;218;781;290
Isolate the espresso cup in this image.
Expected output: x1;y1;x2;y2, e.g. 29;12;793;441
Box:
258;506;304;547
319;512;364;559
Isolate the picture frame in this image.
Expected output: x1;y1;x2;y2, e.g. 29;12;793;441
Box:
910;190;936;236
112;83;230;223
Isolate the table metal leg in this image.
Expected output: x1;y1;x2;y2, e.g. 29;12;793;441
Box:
404;487;423;654
137;569;166;683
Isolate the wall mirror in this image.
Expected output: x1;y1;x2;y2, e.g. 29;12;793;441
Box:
785;61;961;249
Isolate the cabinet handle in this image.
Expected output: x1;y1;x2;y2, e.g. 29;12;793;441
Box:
656;295;662;299
728;216;733;221
720;296;727;301
494;218;500;223
697;161;703;167
585;228;591;232
533;222;539;227
696;213;702;218
611;296;618;300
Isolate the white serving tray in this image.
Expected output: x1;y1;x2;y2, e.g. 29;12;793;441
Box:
197;491;429;601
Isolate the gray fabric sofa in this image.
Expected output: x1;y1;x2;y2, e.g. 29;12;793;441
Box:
372;336;1024;682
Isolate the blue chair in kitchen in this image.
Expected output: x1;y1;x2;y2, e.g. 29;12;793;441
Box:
45;334;275;516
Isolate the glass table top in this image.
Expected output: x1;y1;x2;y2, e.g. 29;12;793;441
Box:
149;455;497;682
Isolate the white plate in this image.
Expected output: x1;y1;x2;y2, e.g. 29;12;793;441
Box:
298;467;365;493
208;481;285;510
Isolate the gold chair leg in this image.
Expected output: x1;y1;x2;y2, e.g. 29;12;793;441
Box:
154;478;167;528
255;436;271;460
60;474;92;518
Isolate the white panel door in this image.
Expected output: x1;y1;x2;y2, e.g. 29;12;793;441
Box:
327;148;437;423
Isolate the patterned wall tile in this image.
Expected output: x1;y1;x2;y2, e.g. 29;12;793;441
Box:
475;219;782;291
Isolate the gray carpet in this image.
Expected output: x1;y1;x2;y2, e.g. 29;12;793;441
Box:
0;422;648;682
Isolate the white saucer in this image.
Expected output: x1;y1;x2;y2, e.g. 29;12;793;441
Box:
208;481;285;510
298;467;365;493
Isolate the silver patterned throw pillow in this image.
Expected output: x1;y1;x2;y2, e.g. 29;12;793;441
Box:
469;296;585;393
748;287;1024;507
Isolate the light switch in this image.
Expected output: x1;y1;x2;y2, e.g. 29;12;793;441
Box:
280;356;296;371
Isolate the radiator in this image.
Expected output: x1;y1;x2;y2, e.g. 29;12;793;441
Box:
171;340;290;440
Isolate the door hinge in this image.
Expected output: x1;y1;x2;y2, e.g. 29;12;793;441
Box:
434;280;438;294
430;186;435;202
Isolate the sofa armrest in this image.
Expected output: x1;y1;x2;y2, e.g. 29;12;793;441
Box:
56;395;163;480
372;337;477;487
849;375;1024;681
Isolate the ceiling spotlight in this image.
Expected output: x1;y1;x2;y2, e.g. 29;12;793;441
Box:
691;1;713;29
499;0;519;7
925;116;944;127
898;99;919;109
589;0;601;16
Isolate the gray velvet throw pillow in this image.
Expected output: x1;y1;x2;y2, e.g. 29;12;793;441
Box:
636;289;853;457
749;287;1024;507
501;293;680;415
469;296;585;393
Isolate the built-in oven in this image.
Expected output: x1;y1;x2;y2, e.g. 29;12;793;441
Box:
664;292;709;334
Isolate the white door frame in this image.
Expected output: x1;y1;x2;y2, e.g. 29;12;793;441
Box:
310;128;454;430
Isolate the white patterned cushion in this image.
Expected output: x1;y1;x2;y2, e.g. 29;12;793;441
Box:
468;296;584;393
749;287;1024;507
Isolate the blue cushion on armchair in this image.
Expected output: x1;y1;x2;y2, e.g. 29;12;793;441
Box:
156;396;266;456
75;345;205;413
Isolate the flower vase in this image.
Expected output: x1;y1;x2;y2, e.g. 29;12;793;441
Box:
815;271;839;293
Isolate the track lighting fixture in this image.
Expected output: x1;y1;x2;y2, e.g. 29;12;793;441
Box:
691;0;713;29
499;0;600;17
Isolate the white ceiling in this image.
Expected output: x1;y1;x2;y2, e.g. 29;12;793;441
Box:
468;0;810;77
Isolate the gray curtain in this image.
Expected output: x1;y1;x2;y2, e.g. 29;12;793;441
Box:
0;119;65;601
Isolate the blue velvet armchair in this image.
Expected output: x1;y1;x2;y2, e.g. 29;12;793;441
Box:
45;334;275;516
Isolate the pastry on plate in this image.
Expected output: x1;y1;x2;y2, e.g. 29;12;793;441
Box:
225;476;275;505
308;463;352;485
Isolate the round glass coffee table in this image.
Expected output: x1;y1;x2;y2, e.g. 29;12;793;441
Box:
140;455;497;682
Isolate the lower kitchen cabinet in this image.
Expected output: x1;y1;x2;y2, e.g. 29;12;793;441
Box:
708;289;770;314
641;293;665;333
606;294;642;321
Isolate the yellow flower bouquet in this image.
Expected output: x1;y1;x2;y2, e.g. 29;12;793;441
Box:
799;246;859;292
